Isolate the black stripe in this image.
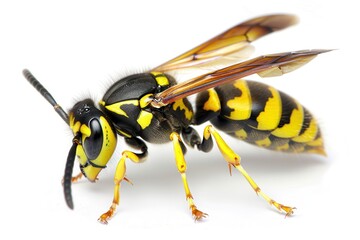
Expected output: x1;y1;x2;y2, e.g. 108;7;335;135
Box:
277;91;299;128
298;108;312;136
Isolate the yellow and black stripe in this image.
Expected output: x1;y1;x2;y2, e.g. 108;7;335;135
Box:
195;79;324;155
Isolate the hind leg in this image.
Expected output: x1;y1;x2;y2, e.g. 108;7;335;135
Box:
182;125;295;217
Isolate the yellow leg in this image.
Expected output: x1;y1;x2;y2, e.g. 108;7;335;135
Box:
98;151;141;224
170;132;208;220
204;125;295;217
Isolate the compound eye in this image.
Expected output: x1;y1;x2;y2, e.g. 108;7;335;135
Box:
83;118;103;160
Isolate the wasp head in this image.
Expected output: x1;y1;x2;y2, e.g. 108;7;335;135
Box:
69;99;117;182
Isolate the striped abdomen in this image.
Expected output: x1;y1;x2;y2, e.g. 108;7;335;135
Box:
194;80;325;155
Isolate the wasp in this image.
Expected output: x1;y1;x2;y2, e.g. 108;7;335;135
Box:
24;14;330;224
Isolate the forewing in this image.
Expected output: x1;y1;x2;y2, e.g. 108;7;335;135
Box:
151;49;331;107
152;14;299;72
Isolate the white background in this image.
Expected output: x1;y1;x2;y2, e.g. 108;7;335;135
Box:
1;0;358;239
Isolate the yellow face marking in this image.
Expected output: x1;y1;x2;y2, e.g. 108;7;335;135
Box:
173;99;193;120
256;87;282;130
255;137;271;147
71;121;81;135
151;72;170;86
69;113;75;127
203;89;221;112
103;100;139;118
271;101;304;138
234;129;247;139
80;124;91;137
76;145;87;166
226;80;252;120
292;118;318;143
137;110;153;129
69;113;81;134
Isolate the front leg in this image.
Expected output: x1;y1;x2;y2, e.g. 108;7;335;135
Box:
98;137;147;224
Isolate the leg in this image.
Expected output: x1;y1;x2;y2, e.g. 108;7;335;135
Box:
71;172;83;183
202;125;295;216
98;137;147;224
61;172;83;186
170;132;208;220
182;126;213;152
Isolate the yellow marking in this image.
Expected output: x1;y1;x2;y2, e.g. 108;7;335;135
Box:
69;113;74;127
80;124;91;137
139;94;153;108
76;145;87;166
307;137;323;147
203;89;221;112
117;129;132;138
72;121;81;134
99;100;105;107
104;100;139;118
292;145;305;153
255;137;271;147
234;129;247;139
173;99;193;120
226;80;252;120
276;143;290;151
292;118;318;143
271;101;304;138
151;71;169;86
137;110;153;129
69;113;81;134
256;87;282;130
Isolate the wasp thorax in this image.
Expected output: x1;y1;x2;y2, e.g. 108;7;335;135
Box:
69;99;117;182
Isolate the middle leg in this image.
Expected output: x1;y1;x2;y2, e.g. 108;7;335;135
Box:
170;132;208;220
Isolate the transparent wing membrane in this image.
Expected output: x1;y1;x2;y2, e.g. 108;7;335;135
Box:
152;14;299;72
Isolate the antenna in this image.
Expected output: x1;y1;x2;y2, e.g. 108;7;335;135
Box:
23;69;69;125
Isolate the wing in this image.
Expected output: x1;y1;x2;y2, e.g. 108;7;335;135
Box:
151;49;332;107
152;14;299;72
